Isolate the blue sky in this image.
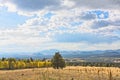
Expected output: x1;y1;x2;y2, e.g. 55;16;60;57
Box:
0;0;120;53
0;8;28;29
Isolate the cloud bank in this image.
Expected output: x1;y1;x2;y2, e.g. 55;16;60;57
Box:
0;0;120;52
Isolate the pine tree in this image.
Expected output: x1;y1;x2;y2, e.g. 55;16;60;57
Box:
51;52;65;69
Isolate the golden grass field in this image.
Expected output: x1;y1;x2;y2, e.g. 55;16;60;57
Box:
0;66;120;80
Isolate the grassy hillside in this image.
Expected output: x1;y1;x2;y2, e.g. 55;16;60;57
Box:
0;66;120;80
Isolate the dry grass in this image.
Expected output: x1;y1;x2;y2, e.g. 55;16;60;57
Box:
0;66;120;80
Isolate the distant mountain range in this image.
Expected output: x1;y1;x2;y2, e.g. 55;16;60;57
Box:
0;49;120;59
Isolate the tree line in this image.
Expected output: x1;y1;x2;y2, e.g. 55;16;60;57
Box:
0;52;66;70
67;62;120;67
0;52;119;70
0;58;51;70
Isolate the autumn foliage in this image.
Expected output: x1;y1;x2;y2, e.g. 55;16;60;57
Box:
0;58;51;70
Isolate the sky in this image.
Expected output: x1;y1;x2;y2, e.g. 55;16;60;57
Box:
0;0;120;53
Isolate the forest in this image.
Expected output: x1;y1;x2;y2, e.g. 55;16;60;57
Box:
0;58;51;70
0;57;120;70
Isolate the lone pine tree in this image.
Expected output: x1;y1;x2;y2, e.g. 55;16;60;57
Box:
51;52;65;69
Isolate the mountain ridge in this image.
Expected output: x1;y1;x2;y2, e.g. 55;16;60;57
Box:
0;49;119;59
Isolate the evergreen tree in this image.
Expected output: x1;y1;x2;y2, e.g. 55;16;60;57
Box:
51;52;65;69
1;57;6;61
8;58;16;70
30;57;34;62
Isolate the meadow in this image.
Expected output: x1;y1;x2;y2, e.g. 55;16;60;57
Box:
0;66;120;80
